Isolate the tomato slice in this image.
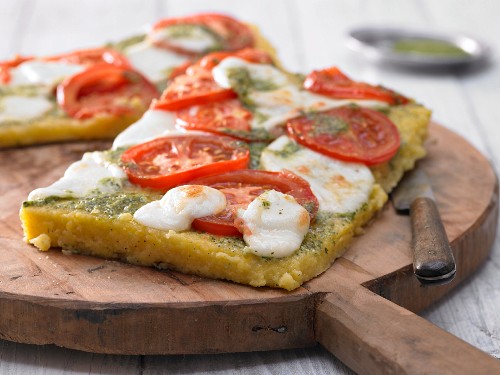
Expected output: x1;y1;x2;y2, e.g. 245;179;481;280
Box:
176;99;253;139
190;48;274;72
286;106;401;166
304;67;409;105
152;70;236;111
121;135;250;190
57;64;159;119
188;170;319;236
0;55;34;84
43;47;130;68
150;13;254;56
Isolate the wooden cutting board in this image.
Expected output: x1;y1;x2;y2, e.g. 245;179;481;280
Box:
0;123;498;374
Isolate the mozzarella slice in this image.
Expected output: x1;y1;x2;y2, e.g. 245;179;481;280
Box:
260;136;374;213
133;185;226;231
123;41;188;83
236;190;310;258
211;57;388;133
8;60;84;86
112;109;179;149
28;151;126;201
149;25;220;54
0;95;54;122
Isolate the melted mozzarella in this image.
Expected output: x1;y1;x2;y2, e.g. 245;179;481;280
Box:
28;151;126;201
112;109;212;149
123;41;188;83
260;136;374;213
134;185;226;231
212;58;388;132
236;190;310;258
149;25;219;54
112;109;179;149
8;60;84;86
0;95;54;122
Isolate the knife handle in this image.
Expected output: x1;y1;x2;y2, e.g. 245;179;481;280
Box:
410;197;456;284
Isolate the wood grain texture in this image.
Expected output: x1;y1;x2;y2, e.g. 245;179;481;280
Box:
0;123;497;375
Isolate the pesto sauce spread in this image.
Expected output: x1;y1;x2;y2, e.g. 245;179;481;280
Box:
392;38;470;57
23;191;161;219
226;67;279;111
163;24;223;54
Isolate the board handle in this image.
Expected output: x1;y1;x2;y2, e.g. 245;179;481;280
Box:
315;283;500;375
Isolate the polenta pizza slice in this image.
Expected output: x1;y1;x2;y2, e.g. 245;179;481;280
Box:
20;51;430;290
0;13;269;148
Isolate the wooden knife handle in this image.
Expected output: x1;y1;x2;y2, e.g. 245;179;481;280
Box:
410;197;456;283
316;283;500;375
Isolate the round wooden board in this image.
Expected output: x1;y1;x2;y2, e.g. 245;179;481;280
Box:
0;123;497;357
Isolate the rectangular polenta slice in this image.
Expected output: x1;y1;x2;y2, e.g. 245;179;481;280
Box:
0;18;274;148
20;104;430;290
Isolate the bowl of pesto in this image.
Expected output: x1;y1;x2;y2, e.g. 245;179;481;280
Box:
347;26;490;68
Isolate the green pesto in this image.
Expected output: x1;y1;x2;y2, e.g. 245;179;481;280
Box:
226;67;280;112
227;67;279;94
307;111;349;136
221;126;277;143
166;24;223;53
24;192;161;219
336;211;357;223
100;147;126;165
267;140;301;159
90;177;123;193
261;199;271;208
207;234;246;250
253;110;270;124
392;39;470;57
248;142;268;169
0;85;47;97
299;211;340;255
107;34;146;53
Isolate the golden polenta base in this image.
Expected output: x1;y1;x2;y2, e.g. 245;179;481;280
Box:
20;104;430;290
0;113;141;148
21;187;386;291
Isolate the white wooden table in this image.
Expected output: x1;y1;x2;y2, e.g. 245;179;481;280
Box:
1;0;499;373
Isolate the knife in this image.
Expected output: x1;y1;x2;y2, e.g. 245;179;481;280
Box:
392;168;456;285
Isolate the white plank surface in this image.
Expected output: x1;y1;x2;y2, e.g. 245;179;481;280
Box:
1;0;499;373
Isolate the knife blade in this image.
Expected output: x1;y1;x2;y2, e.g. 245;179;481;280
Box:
392;168;456;285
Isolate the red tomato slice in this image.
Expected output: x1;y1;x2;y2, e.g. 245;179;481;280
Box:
150;13;254;56
304;67;409;105
188;170;319;236
152;71;236;111
0;55;34;84
191;48;274;72
287;106;400;166
43;47;130;68
121;135;250;190
176;99;253;139
57;64;159;119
